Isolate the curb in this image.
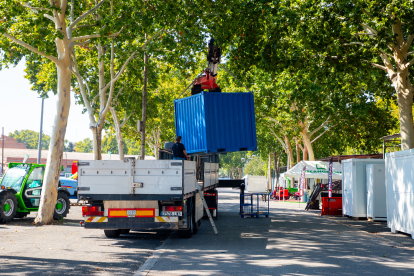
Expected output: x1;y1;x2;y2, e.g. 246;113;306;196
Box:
133;233;175;276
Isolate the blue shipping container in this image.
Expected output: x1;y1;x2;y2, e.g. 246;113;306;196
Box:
174;92;257;154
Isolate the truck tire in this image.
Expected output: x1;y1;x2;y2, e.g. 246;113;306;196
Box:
193;212;199;234
53;191;70;220
179;199;194;238
104;229;121;238
0;191;17;223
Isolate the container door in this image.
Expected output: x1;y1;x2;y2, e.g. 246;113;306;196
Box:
342;162;353;216
366;165;373;218
373;165;387;220
354;161;368;217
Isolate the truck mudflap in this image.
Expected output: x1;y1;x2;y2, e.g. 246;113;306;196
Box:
83;216;181;230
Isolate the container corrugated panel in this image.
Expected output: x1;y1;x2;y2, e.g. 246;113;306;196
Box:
174;92;257;154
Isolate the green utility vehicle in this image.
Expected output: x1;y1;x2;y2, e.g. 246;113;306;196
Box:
0;163;70;223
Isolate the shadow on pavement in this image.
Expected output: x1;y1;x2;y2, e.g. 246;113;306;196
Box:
144;189;414;276
0;231;171;275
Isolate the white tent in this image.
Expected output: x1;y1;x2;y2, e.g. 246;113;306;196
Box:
283;161;342;180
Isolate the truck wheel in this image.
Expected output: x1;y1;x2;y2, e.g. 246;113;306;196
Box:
0;192;17;223
179;200;194;238
16;212;30;219
53;191;70;220
193;217;199;234
104;229;121;238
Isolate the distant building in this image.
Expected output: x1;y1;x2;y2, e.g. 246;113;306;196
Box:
0;135;26;149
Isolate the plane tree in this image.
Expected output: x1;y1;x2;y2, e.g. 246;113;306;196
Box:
311;0;414;150
205;0;397;157
0;0;124;224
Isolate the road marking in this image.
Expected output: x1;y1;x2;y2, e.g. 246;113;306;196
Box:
134;234;174;276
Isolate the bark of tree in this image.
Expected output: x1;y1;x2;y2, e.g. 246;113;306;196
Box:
110;108;127;160
296;142;300;163
268;152;272;190
284;135;293;169
140;37;148;160
273;152;279;187
303;145;308;161
36;61;71;225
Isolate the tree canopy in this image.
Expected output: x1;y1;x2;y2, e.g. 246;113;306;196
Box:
9;130;50;150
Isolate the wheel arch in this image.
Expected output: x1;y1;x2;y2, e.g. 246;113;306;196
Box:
58;187;71;197
0;189;17;195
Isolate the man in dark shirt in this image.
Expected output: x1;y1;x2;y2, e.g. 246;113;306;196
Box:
172;136;187;160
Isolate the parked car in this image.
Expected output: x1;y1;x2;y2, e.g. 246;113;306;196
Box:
59;177;78;196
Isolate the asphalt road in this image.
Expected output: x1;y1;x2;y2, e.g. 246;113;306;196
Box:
0;201;171;275
140;188;414;276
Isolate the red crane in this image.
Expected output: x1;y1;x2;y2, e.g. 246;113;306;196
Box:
191;38;222;95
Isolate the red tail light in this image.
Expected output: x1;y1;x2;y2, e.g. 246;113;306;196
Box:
82;206;103;216
163;206;182;212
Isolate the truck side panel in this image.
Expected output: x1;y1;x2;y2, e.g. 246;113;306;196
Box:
78;160;197;198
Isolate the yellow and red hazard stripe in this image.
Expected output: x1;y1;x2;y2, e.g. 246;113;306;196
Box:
154;216;178;222
85;216;108;222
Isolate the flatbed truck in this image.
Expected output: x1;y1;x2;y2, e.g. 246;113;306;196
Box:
77;158;219;238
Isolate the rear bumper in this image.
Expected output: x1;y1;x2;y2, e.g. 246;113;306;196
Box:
84;217;180;230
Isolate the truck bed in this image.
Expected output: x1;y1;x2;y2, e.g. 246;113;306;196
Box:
77;159;197;201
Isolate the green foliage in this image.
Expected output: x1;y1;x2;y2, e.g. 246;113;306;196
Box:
9;130;50;150
210;1;398;158
101;131;143;156
74;138;93;153
244;156;266;176
64;141;75;152
102;132;120;154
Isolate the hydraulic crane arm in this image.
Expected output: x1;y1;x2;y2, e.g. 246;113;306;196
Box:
191;38;222;95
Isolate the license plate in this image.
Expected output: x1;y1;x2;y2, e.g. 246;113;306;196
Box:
162;211;182;216
127;210;136;217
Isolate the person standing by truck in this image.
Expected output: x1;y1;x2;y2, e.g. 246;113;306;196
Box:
172;136;187;160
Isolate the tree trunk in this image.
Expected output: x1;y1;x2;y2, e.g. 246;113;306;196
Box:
273;152;278;187
395;70;414;150
284;135;293;169
296;142;300;163
110;107;125;160
301;132;314;161
35;62;71;225
303;145;308;161
268;152;272;190
91;126;102;160
154;129;160;160
140;37;148;160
